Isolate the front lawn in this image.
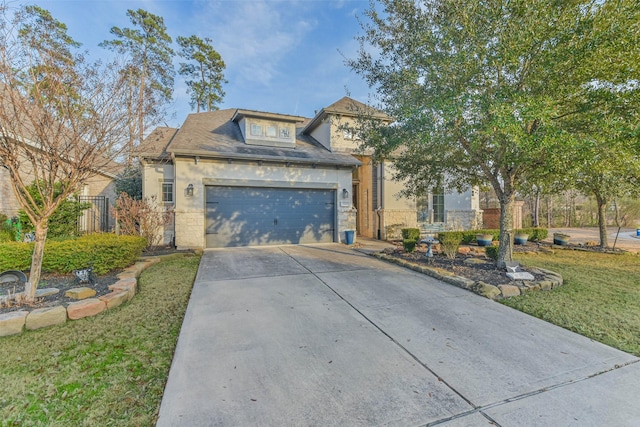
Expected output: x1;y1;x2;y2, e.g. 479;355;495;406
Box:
0;254;200;426
504;250;640;356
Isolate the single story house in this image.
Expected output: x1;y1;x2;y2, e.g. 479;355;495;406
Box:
137;97;482;249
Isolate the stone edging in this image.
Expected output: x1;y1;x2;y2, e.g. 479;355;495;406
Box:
0;256;164;338
372;253;563;300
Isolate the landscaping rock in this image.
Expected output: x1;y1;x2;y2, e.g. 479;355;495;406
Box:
538;280;554;291
506;272;535;281
0;310;28;336
64;287;96;300
35;288;60;298
116;271;137;280
99;290;129;309
498;284;521;298
67;298;106;320
109;278;137;300
473;281;501;299
25;305;67;330
458;247;471;255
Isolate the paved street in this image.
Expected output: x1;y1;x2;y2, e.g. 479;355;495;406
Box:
157;244;640;426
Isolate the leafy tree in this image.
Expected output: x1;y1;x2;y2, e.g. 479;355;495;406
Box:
115;163;143;200
100;9;175;159
18;181;91;238
347;0;640;267
177;35;226;112
572;122;640;247
0;5;129;301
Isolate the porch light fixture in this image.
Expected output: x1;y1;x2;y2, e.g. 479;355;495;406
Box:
342;188;350;199
186;183;194;197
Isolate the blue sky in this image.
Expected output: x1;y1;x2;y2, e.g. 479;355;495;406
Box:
17;0;373;127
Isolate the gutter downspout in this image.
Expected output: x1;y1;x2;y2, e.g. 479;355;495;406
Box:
377;162;385;240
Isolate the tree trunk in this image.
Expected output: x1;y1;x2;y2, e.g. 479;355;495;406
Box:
533;190;540;227
24;221;48;302
497;191;515;269
595;192;608;248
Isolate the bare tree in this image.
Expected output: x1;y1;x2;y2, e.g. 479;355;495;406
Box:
0;4;129;301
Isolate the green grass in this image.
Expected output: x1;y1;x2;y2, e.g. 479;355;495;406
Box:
0;254;201;426
503;250;640;356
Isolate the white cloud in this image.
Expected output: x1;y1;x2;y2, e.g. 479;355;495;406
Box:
195;1;318;86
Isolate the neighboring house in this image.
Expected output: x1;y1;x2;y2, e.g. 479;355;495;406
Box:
0;163;119;233
137;97;482;249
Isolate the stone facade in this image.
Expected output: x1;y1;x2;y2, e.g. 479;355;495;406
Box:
445;210;484;231
380;209;419;240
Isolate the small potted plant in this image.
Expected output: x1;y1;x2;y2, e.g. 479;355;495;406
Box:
553;232;570;245
476;233;494;247
514;232;529;245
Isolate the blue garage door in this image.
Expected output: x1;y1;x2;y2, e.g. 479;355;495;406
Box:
206;186;335;248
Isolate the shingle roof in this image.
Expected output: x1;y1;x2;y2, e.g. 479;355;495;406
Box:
136;126;179;160
165;109;361;167
302;96;390;135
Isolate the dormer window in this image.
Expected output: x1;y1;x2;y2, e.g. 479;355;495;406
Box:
232;109;304;148
266;125;278;137
251;123;262;136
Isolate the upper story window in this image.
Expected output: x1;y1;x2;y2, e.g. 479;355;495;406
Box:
343;130;354;140
279;127;290;139
250;123;262;136
266;125;278;137
161;181;174;203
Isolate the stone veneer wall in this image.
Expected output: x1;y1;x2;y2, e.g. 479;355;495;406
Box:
175;211;206;250
445;210;484;230
381;209;419;240
339;207;357;243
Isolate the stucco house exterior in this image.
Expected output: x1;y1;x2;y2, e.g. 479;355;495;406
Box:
138;97;482;249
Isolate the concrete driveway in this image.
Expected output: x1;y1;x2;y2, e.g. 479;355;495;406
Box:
157;244;640;426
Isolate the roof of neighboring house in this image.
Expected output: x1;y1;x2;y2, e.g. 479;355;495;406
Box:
163;109;361;167
0;82;123;179
302;96;391;135
136;126;179;160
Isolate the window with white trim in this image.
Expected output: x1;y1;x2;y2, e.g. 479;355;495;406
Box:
161;181;174;203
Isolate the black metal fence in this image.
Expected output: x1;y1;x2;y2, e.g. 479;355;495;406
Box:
77;196;109;234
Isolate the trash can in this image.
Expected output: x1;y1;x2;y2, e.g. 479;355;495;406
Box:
345;230;355;245
636;228;640;237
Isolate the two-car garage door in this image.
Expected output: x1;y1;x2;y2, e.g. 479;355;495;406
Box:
205;186;335;248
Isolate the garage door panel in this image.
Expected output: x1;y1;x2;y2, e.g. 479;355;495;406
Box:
206;186;335;248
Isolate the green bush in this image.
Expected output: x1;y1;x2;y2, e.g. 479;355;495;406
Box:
485;245;499;261
401;228;421;241
17;181;91;238
455;228;548;244
0;242;33;271
438;231;463;259
516;227;548;241
403;239;417;253
0;233;147;275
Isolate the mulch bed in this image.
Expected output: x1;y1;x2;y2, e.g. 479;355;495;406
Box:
384;241;551;285
0;246;189;315
0;270;120;315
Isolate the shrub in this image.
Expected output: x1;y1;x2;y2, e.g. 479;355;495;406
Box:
485;245;499;261
0;233;146;275
403;239;417;253
113;193;173;249
517;227;548;241
401;228;421;241
438;231;463;259
17;181;91;238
